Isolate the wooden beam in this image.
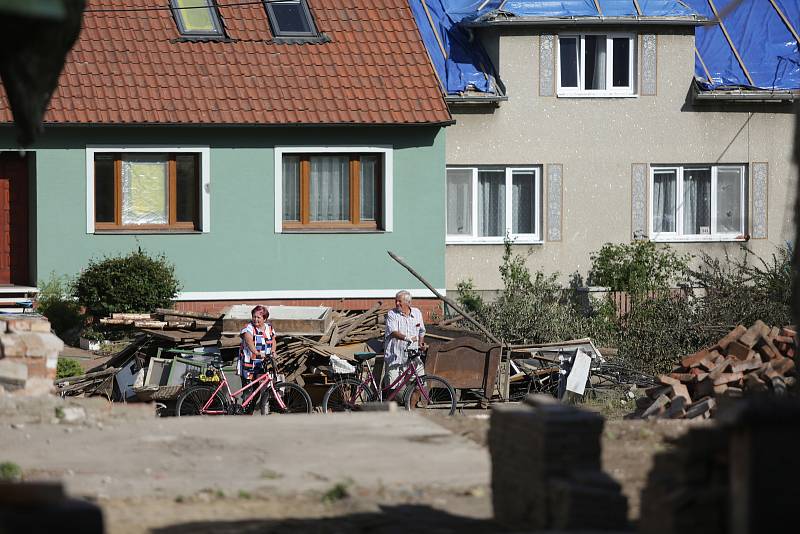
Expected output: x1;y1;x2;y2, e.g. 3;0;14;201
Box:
420;0;447;60
768;0;800;47
593;0;603;16
707;0;754;86
695;46;715;85
632;0;643;17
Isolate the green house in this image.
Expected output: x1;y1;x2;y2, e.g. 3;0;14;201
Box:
0;0;451;314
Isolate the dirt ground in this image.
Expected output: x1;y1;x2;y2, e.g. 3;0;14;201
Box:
0;394;701;533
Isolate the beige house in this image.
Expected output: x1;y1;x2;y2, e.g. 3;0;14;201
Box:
441;12;798;293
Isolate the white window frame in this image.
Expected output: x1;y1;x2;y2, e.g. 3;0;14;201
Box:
445;166;541;245
274;146;393;233
85;145;211;234
556;33;637;97
649;164;747;242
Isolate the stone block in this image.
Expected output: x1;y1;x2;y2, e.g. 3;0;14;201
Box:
6;317;51;334
0;334;27;357
0;360;28;388
19;332;64;358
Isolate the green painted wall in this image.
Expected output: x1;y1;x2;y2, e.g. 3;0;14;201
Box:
1;126;446;295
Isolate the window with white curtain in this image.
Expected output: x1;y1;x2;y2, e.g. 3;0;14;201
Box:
281;152;383;230
650;165;746;241
558;33;635;96
446;166;541;243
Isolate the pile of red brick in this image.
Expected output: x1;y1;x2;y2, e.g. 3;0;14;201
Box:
639;321;797;419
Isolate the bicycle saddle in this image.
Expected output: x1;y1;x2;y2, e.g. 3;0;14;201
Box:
354;352;377;362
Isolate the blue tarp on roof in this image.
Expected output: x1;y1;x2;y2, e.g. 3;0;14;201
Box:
410;0;703;95
408;0;498;95
686;0;800;90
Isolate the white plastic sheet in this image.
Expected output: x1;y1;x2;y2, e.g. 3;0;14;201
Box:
565;349;592;395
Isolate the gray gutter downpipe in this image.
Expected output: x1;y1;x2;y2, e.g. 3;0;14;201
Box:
695;90;798;102
462;16;708;27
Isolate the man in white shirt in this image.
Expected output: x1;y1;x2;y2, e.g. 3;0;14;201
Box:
384;290;426;388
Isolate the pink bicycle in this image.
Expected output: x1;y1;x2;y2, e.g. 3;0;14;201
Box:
321;347;456;415
175;357;312;416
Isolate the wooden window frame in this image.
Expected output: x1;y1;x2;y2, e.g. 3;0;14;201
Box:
282;153;383;231
94;153;201;232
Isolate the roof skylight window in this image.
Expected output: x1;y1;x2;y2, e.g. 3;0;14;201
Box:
263;0;318;38
171;0;225;38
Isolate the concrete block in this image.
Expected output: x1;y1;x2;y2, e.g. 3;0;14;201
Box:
359;401;398;412
20;332;64;358
0;360;28;387
6;318;52;334
0;334;26;357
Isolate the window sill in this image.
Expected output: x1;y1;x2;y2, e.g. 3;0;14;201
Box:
281;228;387;234
93;229;202;235
556;92;638;98
446;238;543;245
651;235;748;243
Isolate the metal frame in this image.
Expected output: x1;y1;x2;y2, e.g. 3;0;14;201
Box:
170;0;226;38
445;165;542;244
556;32;636;97
649;163;748;242
263;0;318;38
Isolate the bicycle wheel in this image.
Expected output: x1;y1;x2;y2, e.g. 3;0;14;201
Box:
260;382;312;415
175;386;228;417
404;375;457;415
322;378;376;413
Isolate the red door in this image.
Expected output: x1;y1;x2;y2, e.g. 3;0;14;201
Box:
0;152;29;285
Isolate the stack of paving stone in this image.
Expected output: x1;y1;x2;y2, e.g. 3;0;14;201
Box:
489;394;628;530
639;398;800;534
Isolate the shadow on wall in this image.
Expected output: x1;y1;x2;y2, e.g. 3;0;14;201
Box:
151;504;507;534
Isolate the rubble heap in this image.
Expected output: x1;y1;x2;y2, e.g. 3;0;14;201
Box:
639;322;797;420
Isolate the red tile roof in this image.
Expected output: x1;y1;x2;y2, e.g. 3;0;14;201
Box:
0;0;451;126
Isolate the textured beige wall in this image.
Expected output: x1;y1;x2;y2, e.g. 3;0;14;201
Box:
445;28;797;291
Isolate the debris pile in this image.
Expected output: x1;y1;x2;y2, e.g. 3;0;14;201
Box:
59;305;388;404
639;321;798;419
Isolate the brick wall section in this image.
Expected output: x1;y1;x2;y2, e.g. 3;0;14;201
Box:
175;298;443;323
0;317;63;396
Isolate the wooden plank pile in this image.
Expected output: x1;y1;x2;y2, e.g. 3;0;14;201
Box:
639;321;797;420
99;309;222;332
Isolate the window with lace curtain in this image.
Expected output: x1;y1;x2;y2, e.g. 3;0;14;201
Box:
281;153;383;230
446;166;540;244
557;33;635;96
650;164;747;241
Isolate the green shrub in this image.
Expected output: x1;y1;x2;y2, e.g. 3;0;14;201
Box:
455;279;484;314
588;241;690;293
616;293;699;375
56;358;84;380
73;249;181;319
0;462;22;482
466;242;618;346
690;245;792;345
35;273;84;338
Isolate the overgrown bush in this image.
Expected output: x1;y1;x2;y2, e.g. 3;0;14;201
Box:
616;293;699;375
458;242;618;346
56;358;84;380
690;244;792;345
455;279;484;314
35;273;83;338
73;248;181;319
588;241;690;292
